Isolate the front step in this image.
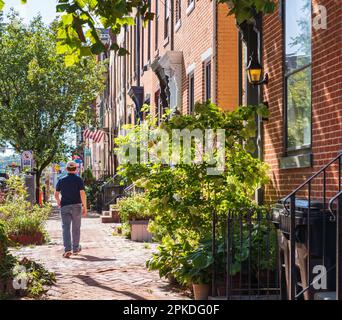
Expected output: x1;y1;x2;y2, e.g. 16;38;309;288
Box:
101;211;117;223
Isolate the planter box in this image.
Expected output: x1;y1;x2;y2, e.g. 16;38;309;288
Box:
9;232;44;246
130;220;152;242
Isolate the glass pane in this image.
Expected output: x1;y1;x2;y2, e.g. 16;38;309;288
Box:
285;0;311;74
287;67;311;150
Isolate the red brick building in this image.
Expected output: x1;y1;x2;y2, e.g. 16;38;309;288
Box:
84;0;342;203
109;0;239;129
261;0;342;201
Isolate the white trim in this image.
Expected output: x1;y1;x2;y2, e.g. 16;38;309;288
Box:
186;1;195;16
186;63;196;75
201;47;212;62
175;19;182;32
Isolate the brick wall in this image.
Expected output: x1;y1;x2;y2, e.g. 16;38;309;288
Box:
111;0;240;122
263;0;342;202
217;4;239;111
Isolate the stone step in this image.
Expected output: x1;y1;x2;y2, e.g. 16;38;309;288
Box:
102;211;111;217
101;215;116;223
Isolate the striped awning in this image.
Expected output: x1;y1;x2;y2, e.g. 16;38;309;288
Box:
83;128;105;143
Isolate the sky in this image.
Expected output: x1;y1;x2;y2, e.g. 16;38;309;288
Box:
3;0;58;24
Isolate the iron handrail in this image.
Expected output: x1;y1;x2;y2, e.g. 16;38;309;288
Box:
281;151;342;300
101;173;120;189
283;152;342;214
329;191;342;222
123;183;135;194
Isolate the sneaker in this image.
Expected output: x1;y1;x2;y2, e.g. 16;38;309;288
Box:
63;251;72;258
73;245;82;255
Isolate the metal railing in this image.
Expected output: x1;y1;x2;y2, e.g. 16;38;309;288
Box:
100;174;125;210
212;207;280;300
282;152;342;300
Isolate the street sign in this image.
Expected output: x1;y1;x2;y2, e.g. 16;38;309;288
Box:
84;148;91;157
53;164;61;173
21;150;33;172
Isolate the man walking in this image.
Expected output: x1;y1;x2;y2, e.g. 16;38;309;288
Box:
54;161;87;258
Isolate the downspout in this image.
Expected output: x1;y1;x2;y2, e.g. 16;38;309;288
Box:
238;32;243;106
256;16;264;204
124;26;127;126
170;0;174;50
212;0;218;104
136;17;141;87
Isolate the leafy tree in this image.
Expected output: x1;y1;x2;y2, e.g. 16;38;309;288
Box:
115;101;270;240
0;12;104;202
0;0;277;65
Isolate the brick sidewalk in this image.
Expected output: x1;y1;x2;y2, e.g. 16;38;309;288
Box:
11;210;190;300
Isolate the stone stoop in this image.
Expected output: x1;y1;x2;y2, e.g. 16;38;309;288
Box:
101;211;116;223
109;209;120;223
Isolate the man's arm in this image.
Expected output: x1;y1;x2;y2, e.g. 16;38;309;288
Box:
54;191;61;208
80;190;87;216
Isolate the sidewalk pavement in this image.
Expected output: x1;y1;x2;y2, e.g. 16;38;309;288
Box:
11;208;191;300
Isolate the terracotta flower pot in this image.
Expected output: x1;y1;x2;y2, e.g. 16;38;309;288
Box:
9;232;44;246
193;283;210;300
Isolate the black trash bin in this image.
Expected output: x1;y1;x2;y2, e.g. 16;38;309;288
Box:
272;199;337;300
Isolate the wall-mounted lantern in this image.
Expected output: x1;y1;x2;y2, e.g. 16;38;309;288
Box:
246;54;268;86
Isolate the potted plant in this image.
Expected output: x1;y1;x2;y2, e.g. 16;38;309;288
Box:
6;205;50;246
117;194;153;242
178;241;214;300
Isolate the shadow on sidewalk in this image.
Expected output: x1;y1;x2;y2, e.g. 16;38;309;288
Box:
75;275;146;300
73;255;117;262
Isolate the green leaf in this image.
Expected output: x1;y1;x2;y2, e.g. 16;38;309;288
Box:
118;47;129;56
56;42;70;54
90;42;105;54
61;13;74;26
56;4;70;12
75;0;86;8
0;0;4;11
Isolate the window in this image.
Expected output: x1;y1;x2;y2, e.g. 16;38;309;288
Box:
141;22;144;70
284;0;312;152
148;0;151;61
134;18;138;78
205;61;211;101
188;73;195;113
155;0;159;51
176;0;181;23
186;0;195;15
155;90;162;124
130;26;133;81
164;0;170;40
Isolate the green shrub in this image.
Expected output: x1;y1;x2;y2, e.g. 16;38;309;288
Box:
117;102;273;285
85;182;102;211
82;167;96;185
117;193;152;222
0;176;51;242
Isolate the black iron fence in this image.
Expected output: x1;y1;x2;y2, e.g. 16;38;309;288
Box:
212;207;281;300
280;152;342;300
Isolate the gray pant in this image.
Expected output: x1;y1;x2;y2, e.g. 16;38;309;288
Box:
61;204;82;253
